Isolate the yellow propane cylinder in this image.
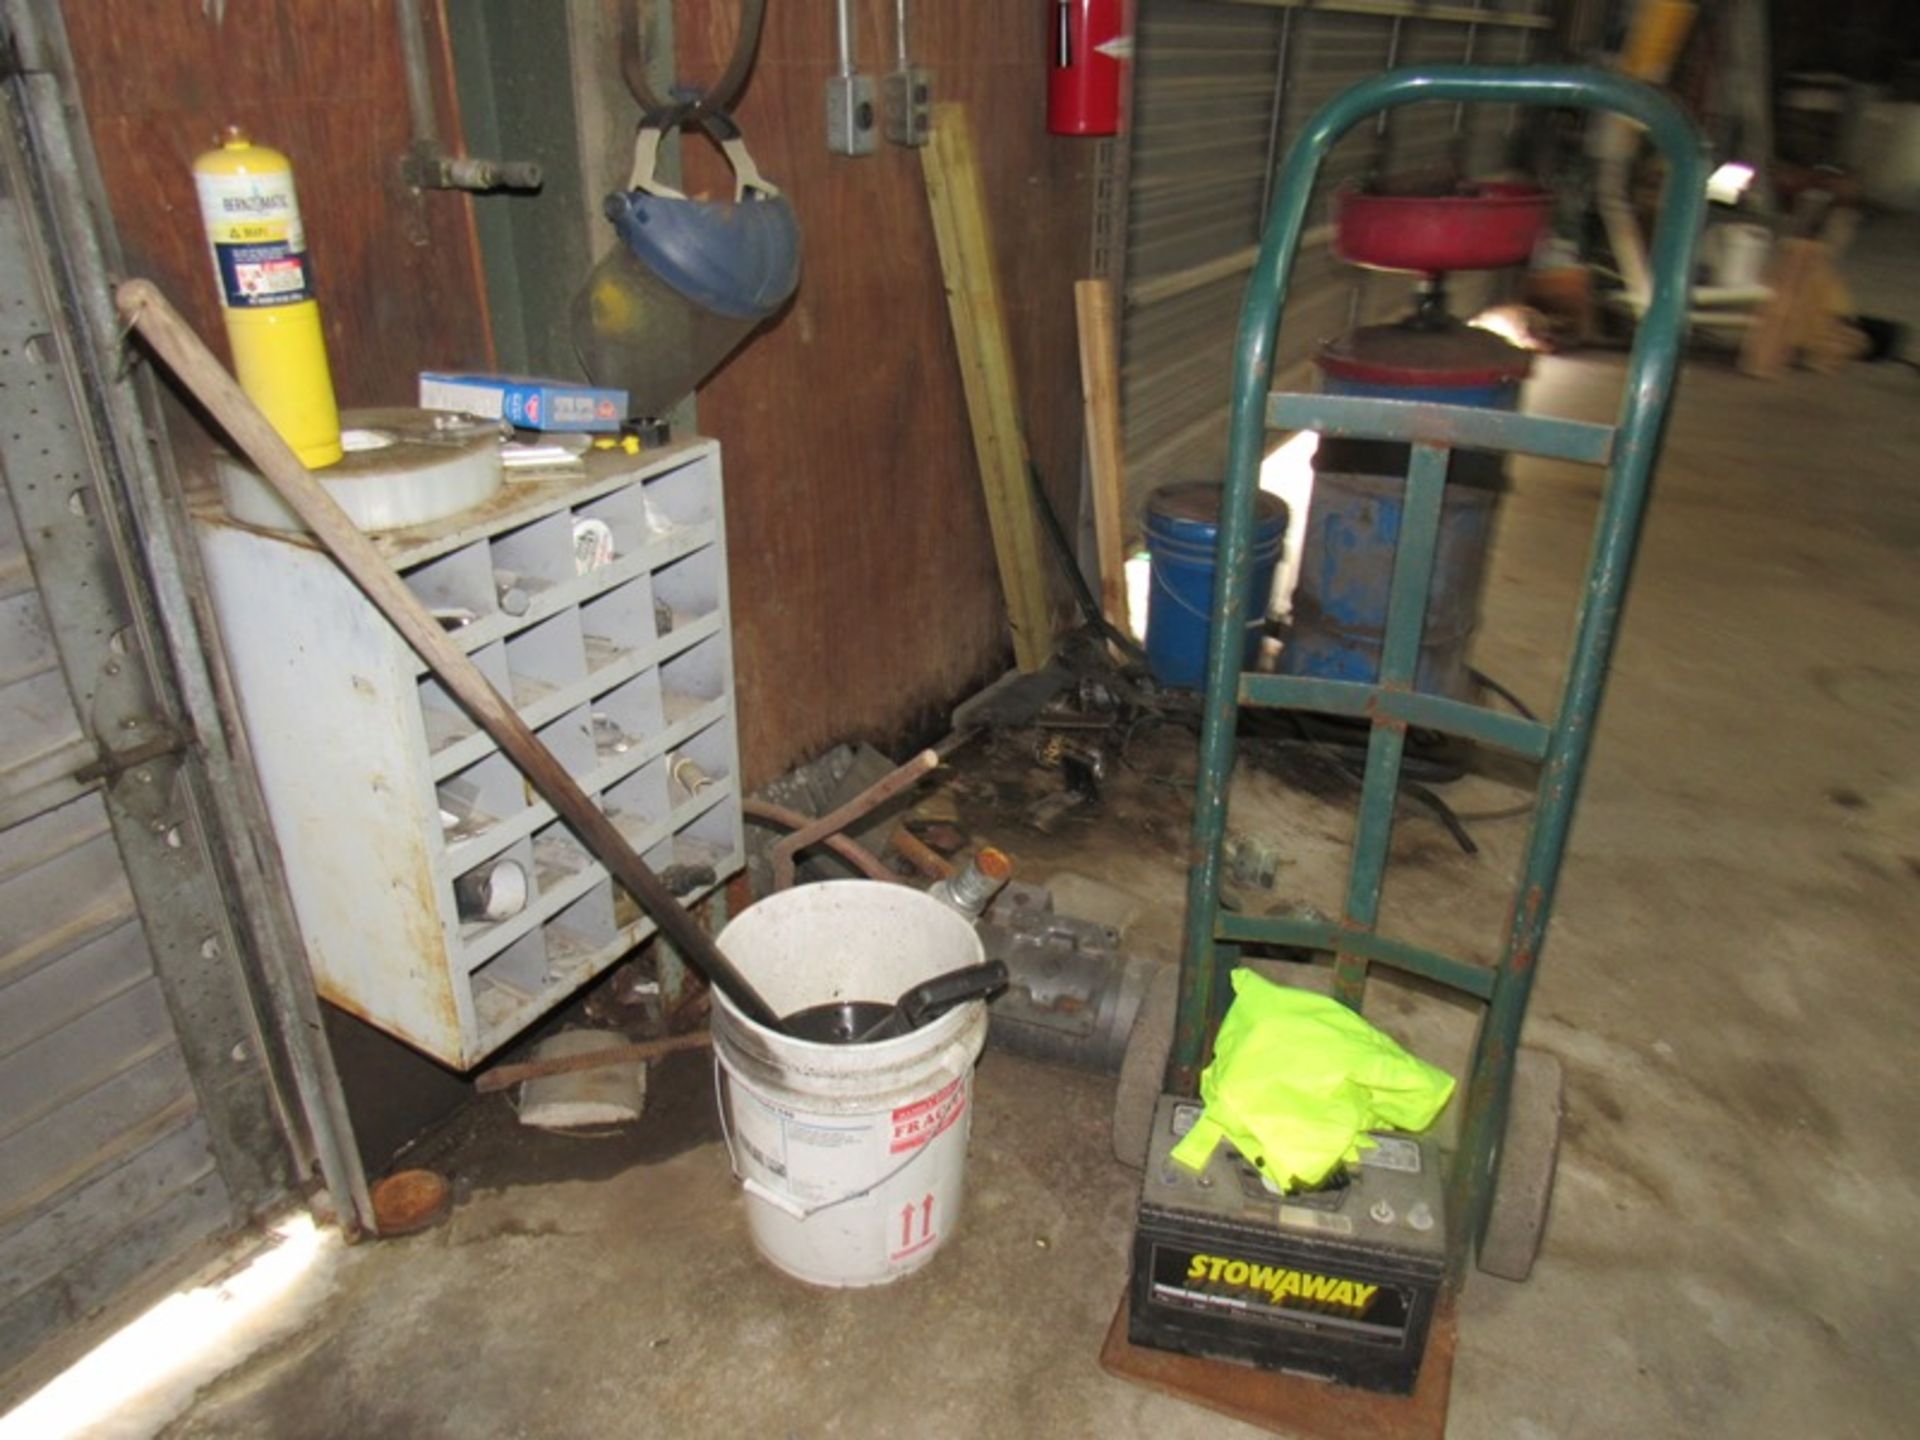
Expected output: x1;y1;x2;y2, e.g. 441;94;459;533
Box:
192;127;342;468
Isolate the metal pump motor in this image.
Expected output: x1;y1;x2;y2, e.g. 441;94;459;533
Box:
974;882;1158;1074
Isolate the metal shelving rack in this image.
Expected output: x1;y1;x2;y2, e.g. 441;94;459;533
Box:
196;438;744;1070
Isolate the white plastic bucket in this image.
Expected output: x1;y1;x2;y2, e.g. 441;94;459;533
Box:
711;881;989;1287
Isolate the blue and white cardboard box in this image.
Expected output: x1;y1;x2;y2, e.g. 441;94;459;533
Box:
418;372;628;433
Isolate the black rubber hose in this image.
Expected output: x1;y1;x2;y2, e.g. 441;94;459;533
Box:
1026;462;1150;667
1304;726;1478;857
706;0;769;115
622;0;768;122
1469;665;1539;722
1397;776;1479;856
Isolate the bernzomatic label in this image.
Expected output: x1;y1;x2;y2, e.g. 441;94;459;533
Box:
195;170;312;308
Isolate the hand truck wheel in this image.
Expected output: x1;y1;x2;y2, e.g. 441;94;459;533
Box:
1112;961;1179;1169
1476;1045;1565;1281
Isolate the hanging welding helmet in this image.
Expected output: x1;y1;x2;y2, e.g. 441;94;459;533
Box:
570;0;798;420
570;112;799;420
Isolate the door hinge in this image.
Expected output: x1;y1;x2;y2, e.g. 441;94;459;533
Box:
73;725;192;785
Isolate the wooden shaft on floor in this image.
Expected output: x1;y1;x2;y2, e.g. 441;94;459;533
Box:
1074;278;1131;638
112;278;786;1034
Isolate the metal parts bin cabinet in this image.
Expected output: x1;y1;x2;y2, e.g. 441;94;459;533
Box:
196;438;745;1069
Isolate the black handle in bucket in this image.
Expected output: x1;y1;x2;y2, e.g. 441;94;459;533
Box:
856;961;1011;1044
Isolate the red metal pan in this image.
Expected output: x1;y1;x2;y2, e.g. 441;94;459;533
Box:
1334;180;1552;274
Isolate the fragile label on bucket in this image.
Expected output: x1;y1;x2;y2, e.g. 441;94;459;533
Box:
890;1077;967;1154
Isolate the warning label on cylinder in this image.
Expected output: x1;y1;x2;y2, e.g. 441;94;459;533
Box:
196;172;312;308
890;1077;967;1154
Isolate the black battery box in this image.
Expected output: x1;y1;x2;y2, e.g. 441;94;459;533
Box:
1127;1095;1447;1396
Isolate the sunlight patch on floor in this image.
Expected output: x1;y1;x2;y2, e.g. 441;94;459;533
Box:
2;1213;338;1440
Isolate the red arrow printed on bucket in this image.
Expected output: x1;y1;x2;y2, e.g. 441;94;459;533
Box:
899;1194;937;1249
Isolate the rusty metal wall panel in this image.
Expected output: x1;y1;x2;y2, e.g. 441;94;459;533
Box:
9;0;371;1258
0;1116;228;1373
1120;1;1556;529
0;501;93;830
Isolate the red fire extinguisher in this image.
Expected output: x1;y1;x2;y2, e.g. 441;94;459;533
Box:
1049;0;1126;137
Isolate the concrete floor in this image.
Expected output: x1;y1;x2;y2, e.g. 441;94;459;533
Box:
160;224;1920;1438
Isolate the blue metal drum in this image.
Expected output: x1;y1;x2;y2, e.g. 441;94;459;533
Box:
1280;318;1531;700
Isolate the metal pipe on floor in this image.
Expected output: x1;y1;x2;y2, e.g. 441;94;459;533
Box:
744;797;902;883
771;748;943;890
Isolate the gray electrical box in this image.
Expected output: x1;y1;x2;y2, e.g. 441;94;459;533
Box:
826;74;878;156
884;67;933;147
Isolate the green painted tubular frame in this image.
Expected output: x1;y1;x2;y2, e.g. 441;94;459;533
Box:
1215;913;1499;1001
1238;674;1553;760
1267;392;1619;466
1173;66;1707;1276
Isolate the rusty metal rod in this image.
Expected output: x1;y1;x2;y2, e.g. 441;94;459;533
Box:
887;823;956;881
770;748;942;890
743;797;901;883
113;278;787;1034
474;1031;712;1094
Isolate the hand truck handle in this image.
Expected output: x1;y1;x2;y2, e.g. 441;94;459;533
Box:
1179;68;1709;1082
1221;66;1708;543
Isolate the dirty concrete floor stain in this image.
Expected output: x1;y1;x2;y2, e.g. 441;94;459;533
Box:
164;1055;1185;1440
164;223;1920;1438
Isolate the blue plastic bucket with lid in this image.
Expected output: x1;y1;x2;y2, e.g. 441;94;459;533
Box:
1144;481;1289;691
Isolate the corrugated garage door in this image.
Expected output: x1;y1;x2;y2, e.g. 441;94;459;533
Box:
0;797;232;1380
0;212;240;1392
1121;0;1558;524
0;23;300;1388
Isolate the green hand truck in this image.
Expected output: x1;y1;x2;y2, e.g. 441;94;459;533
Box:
1172;66;1707;1284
